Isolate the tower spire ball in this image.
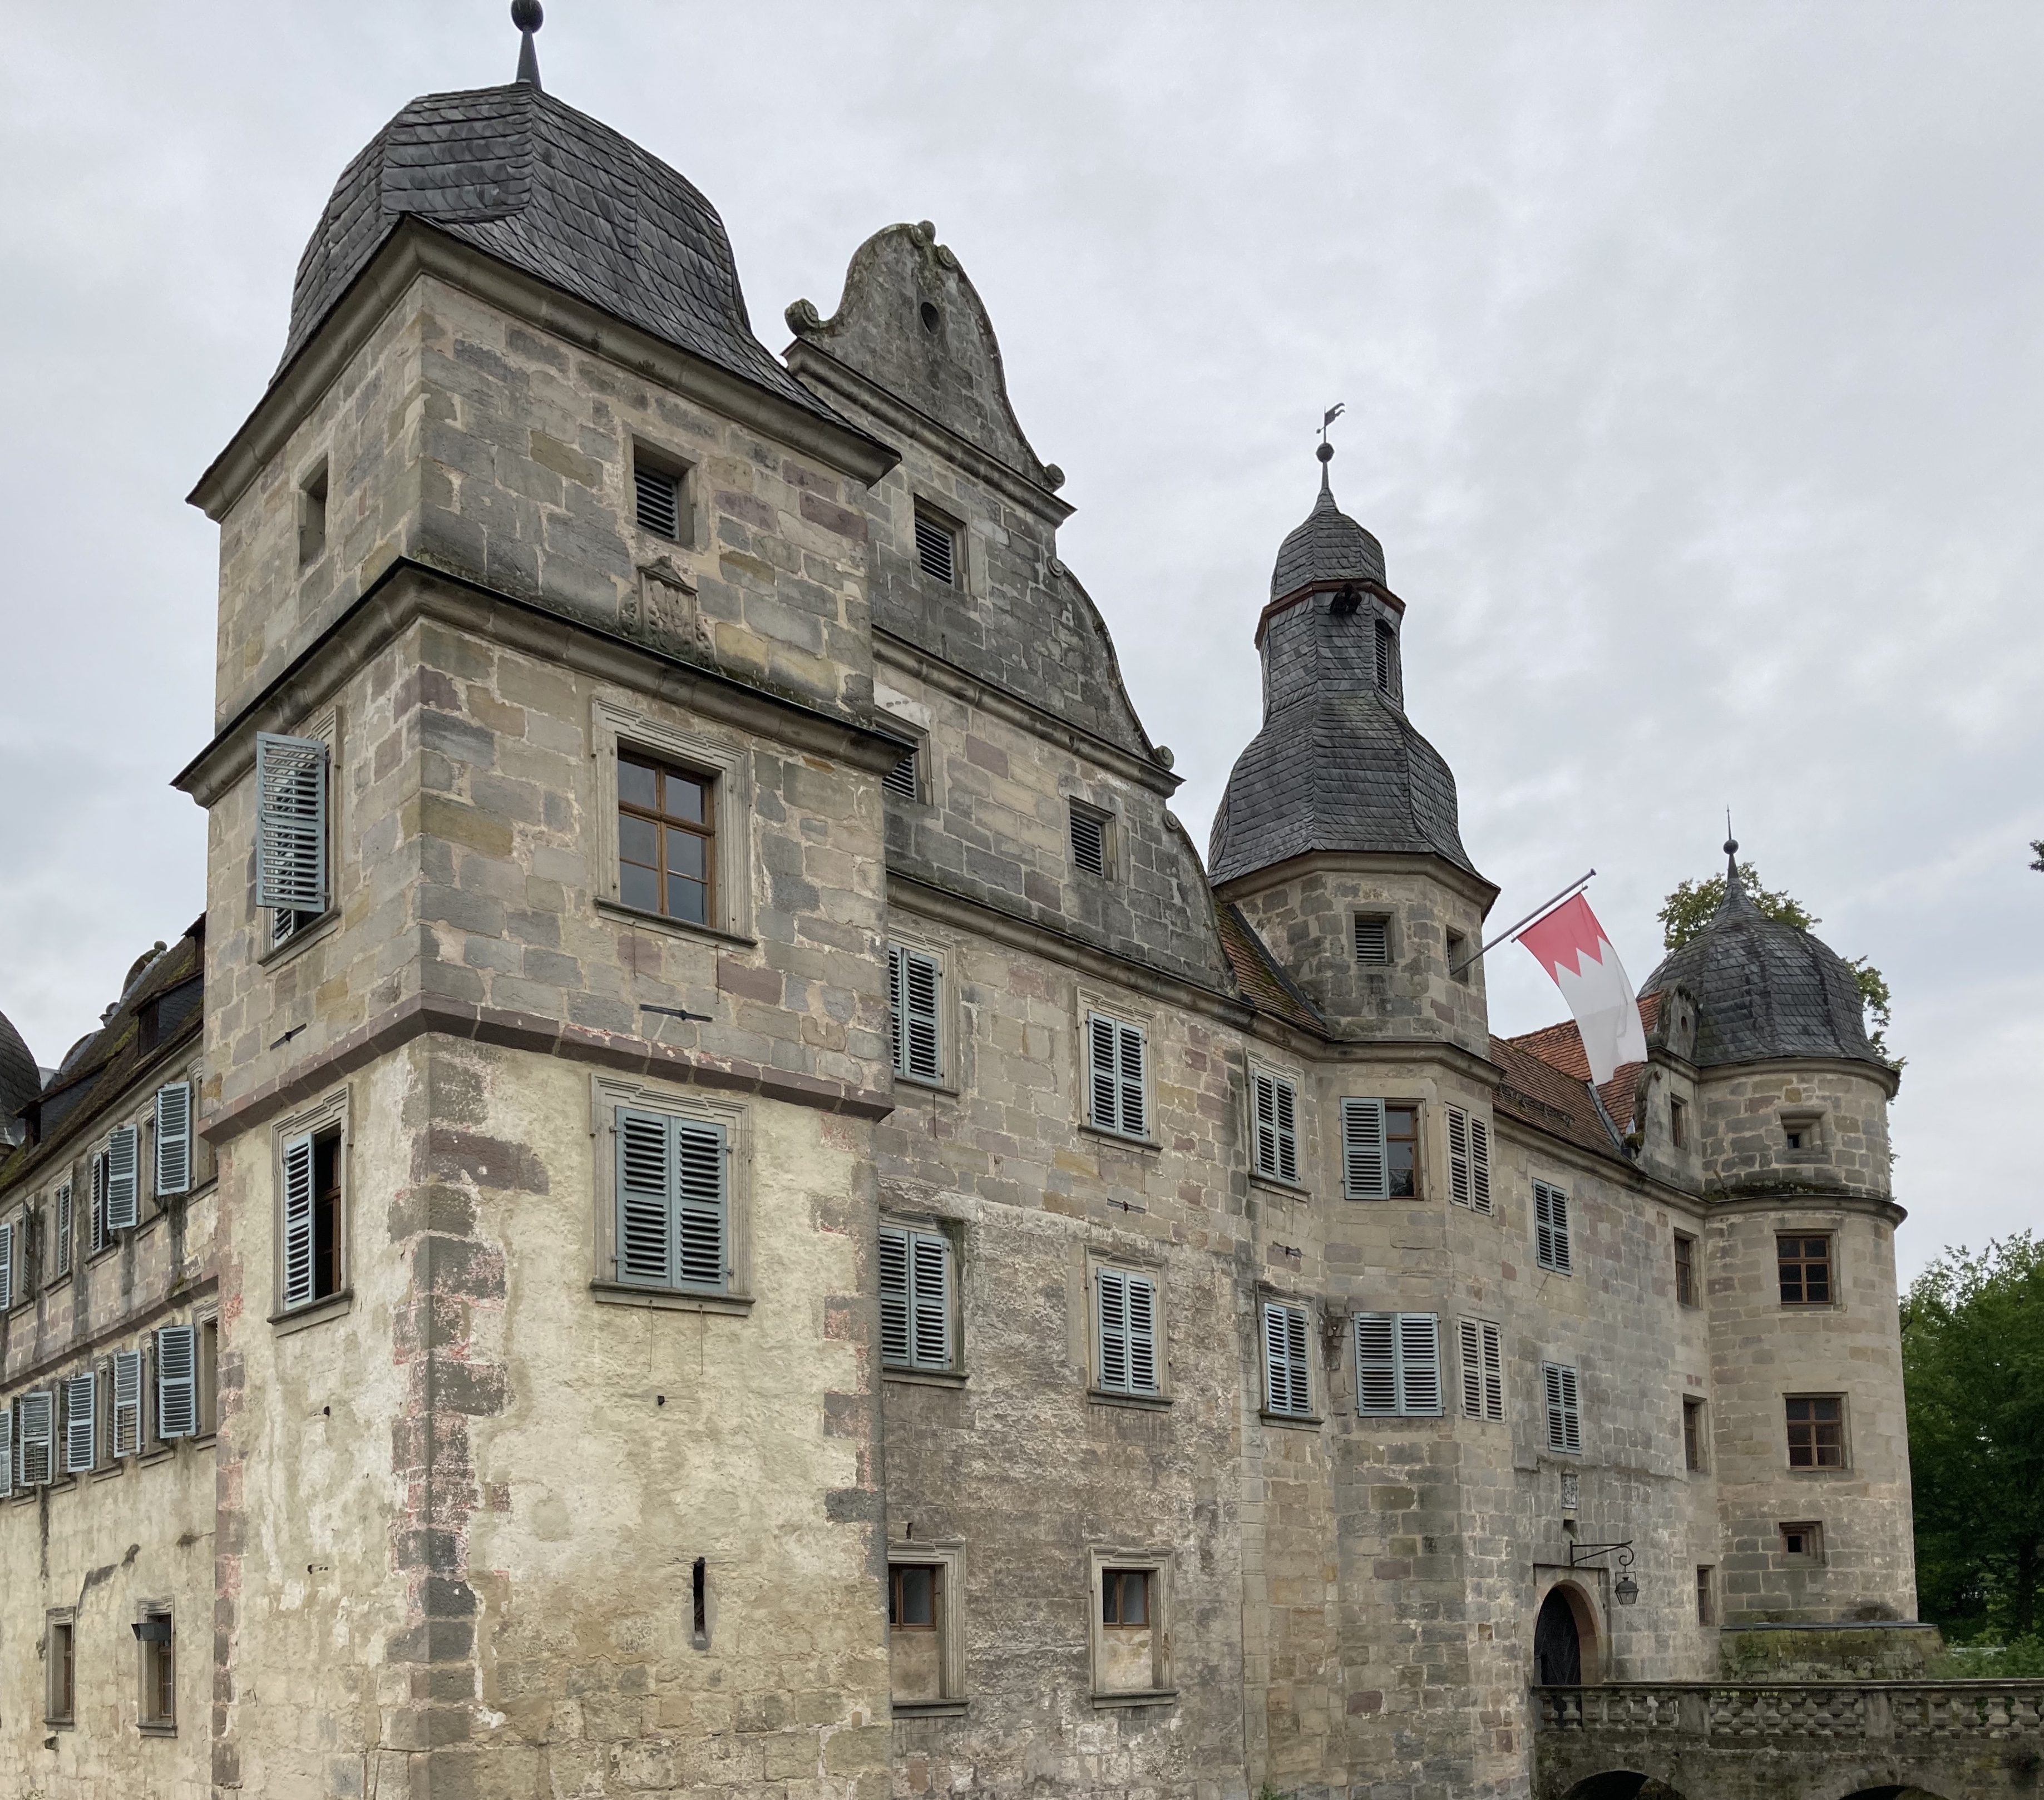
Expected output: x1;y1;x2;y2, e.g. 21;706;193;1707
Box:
512;0;544;90
1317;403;1343;489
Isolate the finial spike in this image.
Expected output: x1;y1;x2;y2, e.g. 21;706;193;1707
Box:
1317;403;1344;493
512;0;544;90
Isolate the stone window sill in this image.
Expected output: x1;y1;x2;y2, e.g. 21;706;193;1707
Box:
137;1722;177;1738
883;1367;967;1390
890;1699;968;1718
1090;1688;1177;1710
1250;1173;1310;1200
1785;1465;1854;1478
595;897;756;952
590;1280;754;1317
1078;1122;1159;1153
1089;1388;1170;1412
270;1289;354;1336
891;1072;960;1100
1259;1410;1324;1431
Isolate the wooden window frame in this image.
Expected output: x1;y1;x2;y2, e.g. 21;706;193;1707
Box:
886;1541;966;1713
1778;1234;1834;1307
1668;1094;1688;1149
1785;1395;1848;1470
1683;1396;1707;1472
136;1605;176;1733
1673;1231;1698;1307
1696;1565;1716;1626
1087;1546;1175;1705
616;753;717;932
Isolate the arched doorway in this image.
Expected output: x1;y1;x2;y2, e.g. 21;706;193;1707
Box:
1536;1585;1583;1684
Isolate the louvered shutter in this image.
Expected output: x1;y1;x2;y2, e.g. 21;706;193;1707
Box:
55;1181;72;1277
91;1151;108;1253
879;1228;912;1365
887;947;904;1076
0;1406;10;1499
1398;1314;1442;1416
1125;1275;1158;1393
65;1372;97;1474
1088;1016;1119;1132
1265;1304;1311;1416
1536;1184;1572;1273
156;1326;199;1440
899;951;942;1083
1459;1319;1484;1418
1273;1077;1297;1182
1253;1074;1298;1182
1254;1072;1279;1178
911;1232;950;1369
255;731;329;913
674;1120;727;1290
20;1390;56;1485
1558;1364;1581;1451
1098;1269;1129;1391
1544;1362;1582;1453
0;1220;12;1313
1342;1098;1388;1199
106;1124;140;1230
113;1349;143;1457
1469;1116;1492;1213
1115;1025;1147;1138
1356;1313;1399;1415
155;1083;193;1198
282;1131;318;1308
1448;1109;1472;1207
1482;1322;1504;1421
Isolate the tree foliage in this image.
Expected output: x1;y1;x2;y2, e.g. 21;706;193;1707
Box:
1656;862;1894;1060
1902;1235;2044;1641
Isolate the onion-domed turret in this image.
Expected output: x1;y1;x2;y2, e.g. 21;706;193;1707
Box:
1642;840;1883;1068
0;1007;40;1145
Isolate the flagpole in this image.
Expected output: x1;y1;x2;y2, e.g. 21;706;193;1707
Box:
1447;870;1596;979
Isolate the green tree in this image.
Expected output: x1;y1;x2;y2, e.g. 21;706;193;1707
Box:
2030;839;2043;873
1902;1235;2044;1641
1657;863;1894;1060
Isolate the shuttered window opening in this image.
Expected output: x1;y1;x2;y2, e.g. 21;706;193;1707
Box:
90;1150;111;1255
615;1109;729;1293
1534;1181;1573;1273
1447;1106;1492;1213
156;1325;200;1440
0;1406;10;1499
64;1372;97;1475
1070;805;1108;877
1097;1268;1160;1394
0;1219;13;1313
880;1227;954;1371
1354;915;1390;965
280;1128;344;1312
53;1180;72;1278
19;1390;56;1485
255;731;330;917
113;1349;144;1458
1086;1013;1147;1139
634;463;683;541
1543;1361;1583;1453
1341;1097;1388;1199
882;745;920;800
1354;1312;1443;1417
1252;1071;1299;1183
914;511;957;586
1263;1302;1314;1417
889;946;944;1084
156;1082;194;1198
1459;1318;1505;1422
107;1123;140;1230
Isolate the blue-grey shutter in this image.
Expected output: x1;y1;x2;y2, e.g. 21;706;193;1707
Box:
878;1228;912;1365
1398;1314;1442;1416
113;1349;144;1457
1264;1303;1311;1416
1482;1322;1504;1420
1356;1313;1398;1415
255;731;329;913
1342;1098;1388;1199
1448;1108;1472;1207
156;1326;199;1440
107;1124;140;1230
19;1390;55;1485
1459;1318;1484;1419
615;1109;674;1288
1254;1072;1297;1182
896;951;941;1083
0;1220;13;1312
55;1181;72;1277
1087;1016;1119;1131
1536;1183;1572;1273
1544;1362;1582;1452
155;1084;194;1198
1097;1269;1129;1391
90;1151;108;1252
1115;1025;1147;1138
282;1132;317;1308
673;1119;727;1291
0;1405;11;1498
1125;1274;1158;1393
887;947;904;1076
65;1372;97;1474
1469;1116;1492;1213
910;1232;950;1369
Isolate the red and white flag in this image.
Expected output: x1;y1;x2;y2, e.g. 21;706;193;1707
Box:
1517;892;1648;1086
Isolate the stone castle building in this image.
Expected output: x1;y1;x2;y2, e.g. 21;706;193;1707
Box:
0;22;1944;1800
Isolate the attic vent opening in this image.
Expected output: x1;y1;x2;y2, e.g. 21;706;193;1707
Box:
634;459;683;541
914;507;958;587
919;300;941;333
1374;618;1396;695
882;746;920;801
1354;915;1391;966
1069;803;1109;878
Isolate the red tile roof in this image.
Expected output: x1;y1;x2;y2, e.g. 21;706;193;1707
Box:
1504;993;1661;1137
1214;903;1326;1033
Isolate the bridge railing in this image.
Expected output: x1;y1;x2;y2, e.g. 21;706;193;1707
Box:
1534;1680;2044;1743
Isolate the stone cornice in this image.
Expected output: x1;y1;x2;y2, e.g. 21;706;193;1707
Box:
1694;1052;1903;1100
1701;1190;1908;1228
1214;849;1502;917
1256;576;1407;644
188;221;899;522
874;630;1181;798
0;1016;205;1199
199;992;896;1147
172;559;915;807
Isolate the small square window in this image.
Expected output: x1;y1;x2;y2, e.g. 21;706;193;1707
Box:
1673;1232;1697;1307
633;455;685;542
1785;1398;1845;1469
1070;803;1110;878
297;462;329;568
1682;1396;1706;1472
1778;1235;1833;1306
1102;1569;1149;1626
1354;914;1391;966
1780;1520;1826;1561
914;505;959;587
619;754;715;928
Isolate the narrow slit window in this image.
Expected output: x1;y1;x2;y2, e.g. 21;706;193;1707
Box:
1446;928;1470;985
1674;1232;1697;1307
47;1617;75;1723
692;1557;709;1647
634;459;684;541
1669;1095;1688;1148
138;1610;175;1728
1696;1566;1715;1625
1683;1396;1706;1472
297;462;328;567
1374;617;1396;695
1353;915;1391;966
914;507;958;586
618;753;715;928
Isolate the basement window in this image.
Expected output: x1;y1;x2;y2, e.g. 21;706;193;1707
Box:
914;505;959;587
633;453;685;542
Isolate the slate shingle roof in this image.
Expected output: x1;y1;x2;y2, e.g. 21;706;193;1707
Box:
0;1009;38;1140
1271;474;1386;597
280;83;844;431
1641;865;1882;1069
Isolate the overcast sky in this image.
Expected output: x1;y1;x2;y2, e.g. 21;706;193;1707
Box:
3;2;2038;1279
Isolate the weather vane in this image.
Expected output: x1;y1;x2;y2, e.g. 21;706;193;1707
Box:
1320;403;1345;448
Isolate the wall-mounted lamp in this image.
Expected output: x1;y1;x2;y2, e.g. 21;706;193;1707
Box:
1569;1539;1639;1607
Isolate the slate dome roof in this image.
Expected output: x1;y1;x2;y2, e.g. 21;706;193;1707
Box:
1642;850;1883;1069
1271;467;1386;597
279;81;839;428
0;1008;40;1133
